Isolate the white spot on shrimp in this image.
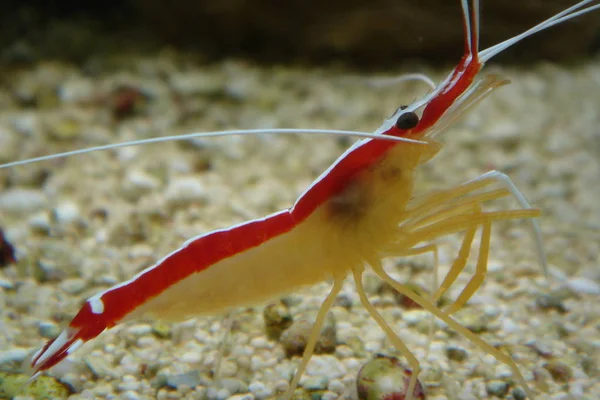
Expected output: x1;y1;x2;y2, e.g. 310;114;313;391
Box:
89;297;105;314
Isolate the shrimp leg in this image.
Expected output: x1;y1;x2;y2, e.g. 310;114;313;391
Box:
400;207;539;312
398;171;540;312
383;243;440;357
383;243;440;305
431;226;477;306
408;199;485;312
370;260;536;400
444;221;491;315
284;275;345;400
463;170;546;275
405;170;543;270
352;266;422;400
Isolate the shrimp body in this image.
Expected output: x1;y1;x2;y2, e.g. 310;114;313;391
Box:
32;124;439;372
21;0;600;398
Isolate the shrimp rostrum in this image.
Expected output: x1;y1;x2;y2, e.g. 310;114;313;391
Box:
3;0;598;399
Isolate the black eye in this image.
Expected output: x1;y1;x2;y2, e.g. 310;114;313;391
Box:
395;111;419;130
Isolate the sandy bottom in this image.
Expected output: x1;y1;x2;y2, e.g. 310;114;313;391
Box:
0;55;599;400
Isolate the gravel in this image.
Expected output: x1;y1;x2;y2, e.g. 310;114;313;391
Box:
0;52;598;399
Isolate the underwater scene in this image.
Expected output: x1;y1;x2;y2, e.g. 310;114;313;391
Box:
0;1;599;399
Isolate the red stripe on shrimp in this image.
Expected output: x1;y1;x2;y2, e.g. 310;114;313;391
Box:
32;210;296;373
292;138;398;221
91;210;297;321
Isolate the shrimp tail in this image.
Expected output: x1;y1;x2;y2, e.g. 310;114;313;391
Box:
30;301;110;375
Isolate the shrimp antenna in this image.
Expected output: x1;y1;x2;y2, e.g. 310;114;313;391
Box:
364;73;436;91
479;0;600;62
0;128;426;169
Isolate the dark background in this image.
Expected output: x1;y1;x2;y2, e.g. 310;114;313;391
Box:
1;0;599;67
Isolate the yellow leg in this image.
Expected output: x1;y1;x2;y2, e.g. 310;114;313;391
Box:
395;209;535;313
283;276;344;400
383;243;439;359
405;176;502;218
401;185;537;315
369;260;535;400
428;200;484;313
406;171;546;280
383;243;440;307
352;266;421;400
445;221;491;315
404;188;509;231
431;225;477;305
402;209;539;249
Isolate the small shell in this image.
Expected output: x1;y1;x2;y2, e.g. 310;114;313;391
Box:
263;301;293;340
356;355;425;400
279;310;337;357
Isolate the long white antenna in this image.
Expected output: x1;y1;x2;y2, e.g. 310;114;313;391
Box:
364;73;436;91
473;0;480;52
0;128;426;169
479;0;600;62
461;0;472;52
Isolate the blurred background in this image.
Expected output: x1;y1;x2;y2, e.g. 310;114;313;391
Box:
1;0;599;67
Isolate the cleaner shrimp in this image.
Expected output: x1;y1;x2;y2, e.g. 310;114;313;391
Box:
2;1;599;399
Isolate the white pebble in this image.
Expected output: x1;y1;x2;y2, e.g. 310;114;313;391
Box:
206;387;218;399
335;345;354;358
250;336;271;349
53;201;80;224
305;355;346;379
229;395;255;400
567;277;600;295
483;305;500;318
120;391;141;400
59;278;87;294
179;351;202;364
127;324;152;336
274;379;289;392
11;112;39;135
501;318;519;334
120;354;142;374
0;279;14;289
218;360;238;377
0;348;29;364
328;379;346;394
216;388;231;400
123;169;160;195
59;78;95;104
250;355;265;371
169;72;224;96
117;146;139;162
0;188;46;212
28;211;51;231
166;177;207;205
364;340;382;353
219;378;247;395
320;391;340;400
248;381;272;399
118;375;140;391
485;118;520;141
342;357;361;371
402;309;430;325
